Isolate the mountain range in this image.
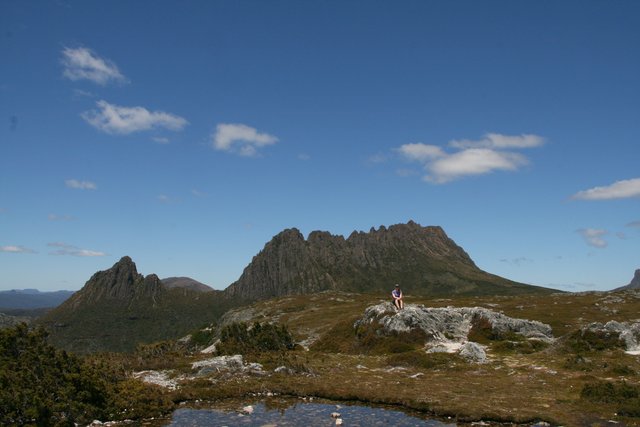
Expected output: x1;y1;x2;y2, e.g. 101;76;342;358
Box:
0;289;75;310
40;221;556;353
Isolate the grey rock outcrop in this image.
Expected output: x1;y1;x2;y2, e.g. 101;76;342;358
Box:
583;321;640;353
355;303;553;342
192;354;264;376
354;303;553;362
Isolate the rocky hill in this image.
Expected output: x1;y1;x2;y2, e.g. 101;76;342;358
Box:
224;221;552;302
162;277;213;293
38;257;233;353
614;269;640;291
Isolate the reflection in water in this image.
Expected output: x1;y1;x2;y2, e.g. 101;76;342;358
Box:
165;399;456;426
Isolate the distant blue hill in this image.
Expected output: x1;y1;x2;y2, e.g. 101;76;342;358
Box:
0;289;75;310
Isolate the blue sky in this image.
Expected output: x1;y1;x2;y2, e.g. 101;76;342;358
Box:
1;0;639;293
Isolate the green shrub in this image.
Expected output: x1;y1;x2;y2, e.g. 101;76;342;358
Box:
581;381;639;403
566;329;625;353
492;339;549;354
190;328;216;348
216;322;296;355
0;323;173;426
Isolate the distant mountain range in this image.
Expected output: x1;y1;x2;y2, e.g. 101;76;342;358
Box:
0;289;75;310
40;221;557;353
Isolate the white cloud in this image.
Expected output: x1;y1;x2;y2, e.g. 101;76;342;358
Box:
427;148;527;183
82;100;188;135
61;47;127;85
1;245;36;254
212;123;278;157
627;220;640;228
65;179;97;190
398;143;445;162
449;133;545;149
191;189;206;198
571;178;640;200
394;133;544;184
48;242;107;257
577;228;608;248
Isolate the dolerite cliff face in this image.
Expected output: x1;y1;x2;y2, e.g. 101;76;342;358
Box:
224;221;552;302
615;269;640;291
39;257;230;353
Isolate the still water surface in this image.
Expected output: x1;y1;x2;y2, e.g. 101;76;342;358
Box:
164;399;456;426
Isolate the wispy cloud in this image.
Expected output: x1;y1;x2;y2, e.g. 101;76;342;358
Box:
65;179;96;190
212;123;278;157
577;228;608;248
61;47;127;85
191;189;207;198
152;136;170;144
48;213;75;221
48;242;107;257
395;133;544;184
500;257;533;266
1;245;36;254
627;220;640;228
571;178;640;200
82;100;188;135
449;133;545;149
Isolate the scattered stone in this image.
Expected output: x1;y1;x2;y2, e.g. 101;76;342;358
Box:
459;342;487;364
192;354;264;376
336;419;344;425
242;405;254;414
331;412;341;418
409;372;424;378
132;370;180;390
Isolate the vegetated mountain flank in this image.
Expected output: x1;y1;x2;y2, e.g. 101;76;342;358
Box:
0;289;75;310
161;277;213;293
224;221;554;302
39;256;233;353
614;269;640;291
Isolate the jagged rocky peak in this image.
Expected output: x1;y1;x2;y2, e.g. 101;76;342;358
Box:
66;256;163;306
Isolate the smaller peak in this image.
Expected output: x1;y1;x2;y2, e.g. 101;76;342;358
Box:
117;256;134;265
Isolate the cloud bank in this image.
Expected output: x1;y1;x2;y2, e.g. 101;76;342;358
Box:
61;47;127;85
82;100;188;135
397;133;544;183
212;123;278;157
571;178;640;200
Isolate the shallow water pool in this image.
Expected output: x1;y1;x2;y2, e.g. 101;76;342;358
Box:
164;399;456;426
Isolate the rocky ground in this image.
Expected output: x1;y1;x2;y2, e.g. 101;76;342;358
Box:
118;290;640;426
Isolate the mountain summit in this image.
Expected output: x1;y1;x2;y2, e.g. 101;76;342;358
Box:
224;221;551;302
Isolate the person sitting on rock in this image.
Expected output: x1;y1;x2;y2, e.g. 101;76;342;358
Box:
392;284;404;310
